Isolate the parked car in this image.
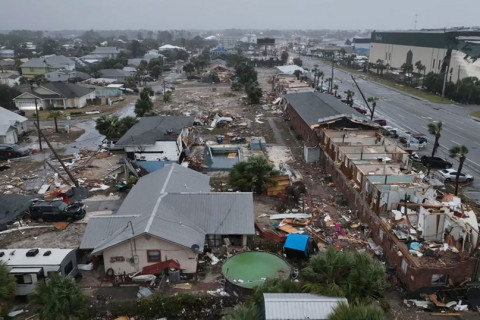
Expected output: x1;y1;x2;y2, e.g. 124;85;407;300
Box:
421;156;453;169
373;119;387;126
437;169;474;183
0;144;30;160
411;133;428;144
29;200;86;222
100;138;122;151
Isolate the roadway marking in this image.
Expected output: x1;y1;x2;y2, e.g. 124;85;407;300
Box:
450;140;460;145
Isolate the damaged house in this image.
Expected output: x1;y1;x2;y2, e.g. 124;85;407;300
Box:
115;116;195;171
313;117;480;291
80;164;255;276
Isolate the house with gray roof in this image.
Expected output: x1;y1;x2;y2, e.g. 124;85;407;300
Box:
13;82;95;112
284;92;364;147
116;115;195;164
80;164;255;275
98;69;131;83
263;293;348;320
45;70;91;83
20;55;75;79
0;106;28;144
90;46;121;59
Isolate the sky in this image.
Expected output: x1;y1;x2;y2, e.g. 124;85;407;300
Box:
1;0;479;31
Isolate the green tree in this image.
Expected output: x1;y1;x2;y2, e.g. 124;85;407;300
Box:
235;63;257;84
48;110;62;133
29;273;89;320
281;51;289;65
245;81;263;104
135;87;154;117
250;278;301;307
316;71;324;89
293;69;302;80
40;38;59;55
301;247;386;304
293;57;303;67
375;59;386;75
183;63;195;77
367;97;378;120
147;58;163;80
449;145;470;196
95;115;138;139
427;121;443;158
163;91;172;103
223;303;262;320
136;60;148;85
333;84;339;96
0;262;16;317
229;155;279;194
0;84;20;110
344;90;355;107
328;302;386;320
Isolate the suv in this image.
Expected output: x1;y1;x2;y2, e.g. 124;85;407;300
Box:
421;156;453;169
0;144;30;160
29;200;86;222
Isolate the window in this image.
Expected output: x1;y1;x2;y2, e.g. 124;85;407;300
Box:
15;274;33;284
147;250;161;262
401;259;408;274
64;261;73;275
432;274;448;286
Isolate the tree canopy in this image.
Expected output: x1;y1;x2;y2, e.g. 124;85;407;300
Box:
229;155;278;194
95;115;138;139
134;87;154;117
328;302;386;320
0;84;20;110
0;262;16;317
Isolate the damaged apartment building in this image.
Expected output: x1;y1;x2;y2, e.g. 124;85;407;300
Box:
283;91;479;292
315;118;479;291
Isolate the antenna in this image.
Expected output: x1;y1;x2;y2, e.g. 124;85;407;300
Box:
414;14;418;30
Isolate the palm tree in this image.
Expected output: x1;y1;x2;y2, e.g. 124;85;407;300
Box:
333;84;339;97
48;110;62;133
344;90;355;106
223;303;262;320
0;262;16;317
30;273;89;320
95;114;122;139
449;145;469;196
376;59;385;75
317;71;324;89
367;97;379;120
328;302;385;320
428;121;443;158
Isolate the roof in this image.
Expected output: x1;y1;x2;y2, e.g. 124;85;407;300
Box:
91;46;120;54
99;69;131;78
79;215;139;249
285;92;362;126
21;55;75;69
88;164;254;254
159;44;186;51
0;248;75;266
276;65;305;74
264;293;348;320
284;234;310;251
41;82;95;99
116;116;195;146
0;107;28;124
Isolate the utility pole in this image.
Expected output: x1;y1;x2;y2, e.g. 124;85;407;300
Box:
441;64;449;100
31;88;43;152
330;54;335;93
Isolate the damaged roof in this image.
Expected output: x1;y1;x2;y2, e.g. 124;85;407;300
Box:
116;115;195;146
285;92;362;126
79;215;139;250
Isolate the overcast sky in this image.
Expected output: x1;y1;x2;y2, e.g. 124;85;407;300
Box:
1;0;479;31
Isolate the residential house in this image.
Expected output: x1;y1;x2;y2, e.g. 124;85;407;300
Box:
89;46;121;59
0;49;14;59
0;72;21;87
275;65;305;75
13;82;95;112
0;59;16;72
283;92;363;148
116;115;195;165
273;74;313;95
0;107;28;144
263;294;348;320
20;55;75;79
80;164;255;275
313;118;480;291
45;70;91;83
98;69;131;83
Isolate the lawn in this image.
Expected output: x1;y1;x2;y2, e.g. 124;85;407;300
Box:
471;110;480;118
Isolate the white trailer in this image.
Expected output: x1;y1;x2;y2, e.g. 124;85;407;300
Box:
0;248;78;295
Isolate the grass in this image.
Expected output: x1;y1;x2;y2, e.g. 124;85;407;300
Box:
334;64;450;104
471;110;480;118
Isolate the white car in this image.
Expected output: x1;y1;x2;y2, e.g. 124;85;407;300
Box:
437;169;474;183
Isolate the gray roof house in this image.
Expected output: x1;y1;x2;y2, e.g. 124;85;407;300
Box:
90;46;121;59
13;82;95;112
80;164;255;275
0;106;28;144
45;70;91;82
98;69;131;83
264;294;348;320
20;55;75;79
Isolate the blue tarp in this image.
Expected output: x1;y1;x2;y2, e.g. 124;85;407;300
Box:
284;234;309;252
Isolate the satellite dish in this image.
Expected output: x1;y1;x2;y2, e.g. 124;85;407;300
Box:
191;244;200;253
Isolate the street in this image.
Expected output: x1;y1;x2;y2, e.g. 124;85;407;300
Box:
299;54;480;202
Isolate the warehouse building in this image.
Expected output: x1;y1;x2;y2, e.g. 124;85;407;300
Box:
369;29;480;83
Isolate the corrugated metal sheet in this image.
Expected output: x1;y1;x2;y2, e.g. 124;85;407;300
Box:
264;293;348;320
80;215;138;249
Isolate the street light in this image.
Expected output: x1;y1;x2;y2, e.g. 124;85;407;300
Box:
30;84;43;152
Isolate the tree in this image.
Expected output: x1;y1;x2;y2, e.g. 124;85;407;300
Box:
328;302;386;320
0;262;16;317
96;115;138;139
235;63;257;85
415;60;425;85
293;57;303;67
333;84;339;96
136;60;148;85
163;91;172;103
223;303;262;320
344;90;355;107
245;81;263;104
29;273;89;320
316;71;324;89
281;51;289;65
427;121;443;158
375;59;386;75
229;155;279;194
302;247;386;304
183;63;195;77
48;110;62;133
0;84;20;110
293;69;302;80
449;145;469;196
135;87;154;117
147;58;163;80
367;97;378;120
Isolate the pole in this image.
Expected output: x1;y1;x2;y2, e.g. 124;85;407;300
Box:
330;55;334;93
34;98;43;151
441;66;448;100
351;75;373;116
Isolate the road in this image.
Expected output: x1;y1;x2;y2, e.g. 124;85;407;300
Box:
298;54;480;202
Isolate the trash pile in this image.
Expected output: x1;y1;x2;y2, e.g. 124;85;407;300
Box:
405;286;480;313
